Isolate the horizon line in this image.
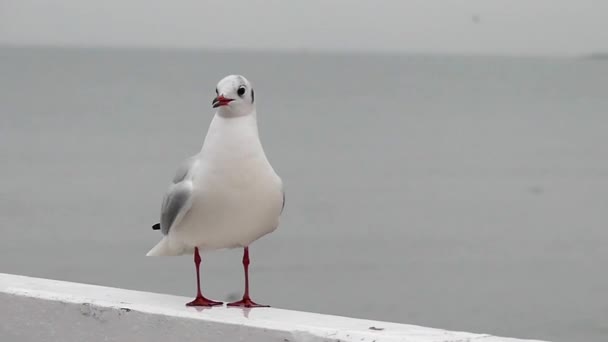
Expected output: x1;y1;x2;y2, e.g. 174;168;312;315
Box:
1;42;596;60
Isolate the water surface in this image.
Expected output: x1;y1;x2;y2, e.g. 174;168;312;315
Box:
1;47;607;342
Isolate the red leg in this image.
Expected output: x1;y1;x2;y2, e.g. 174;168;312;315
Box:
228;247;269;308
186;247;222;307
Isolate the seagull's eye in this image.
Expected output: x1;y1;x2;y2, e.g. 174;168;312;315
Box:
237;86;246;97
215;88;219;95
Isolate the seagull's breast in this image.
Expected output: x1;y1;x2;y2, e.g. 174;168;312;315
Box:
176;113;283;249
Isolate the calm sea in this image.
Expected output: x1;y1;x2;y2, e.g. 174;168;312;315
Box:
1;47;607;342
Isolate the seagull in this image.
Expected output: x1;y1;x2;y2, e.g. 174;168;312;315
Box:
147;75;285;308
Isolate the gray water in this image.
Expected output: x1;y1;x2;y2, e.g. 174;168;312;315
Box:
1;47;607;342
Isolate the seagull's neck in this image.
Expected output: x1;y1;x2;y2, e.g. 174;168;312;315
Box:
200;110;263;156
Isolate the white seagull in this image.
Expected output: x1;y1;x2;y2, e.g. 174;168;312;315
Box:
147;75;285;308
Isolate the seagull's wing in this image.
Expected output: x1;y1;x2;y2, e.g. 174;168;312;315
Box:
171;156;197;184
160;183;192;235
158;156;198;235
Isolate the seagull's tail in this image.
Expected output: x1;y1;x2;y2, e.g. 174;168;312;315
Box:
146;237;187;256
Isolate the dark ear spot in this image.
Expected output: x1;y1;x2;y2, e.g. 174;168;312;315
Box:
251;89;255;103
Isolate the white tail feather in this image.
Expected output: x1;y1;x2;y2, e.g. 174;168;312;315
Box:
146;237;187;256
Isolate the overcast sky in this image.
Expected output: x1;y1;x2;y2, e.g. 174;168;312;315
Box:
1;0;607;56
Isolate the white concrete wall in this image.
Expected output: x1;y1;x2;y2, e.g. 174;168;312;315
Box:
0;273;548;342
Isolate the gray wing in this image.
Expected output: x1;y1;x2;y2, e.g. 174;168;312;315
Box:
160;183;192;235
159;157;198;235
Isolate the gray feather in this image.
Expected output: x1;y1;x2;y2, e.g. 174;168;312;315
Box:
160;182;191;235
159;156;198;235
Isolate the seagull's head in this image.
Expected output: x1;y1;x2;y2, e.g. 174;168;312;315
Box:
212;75;255;117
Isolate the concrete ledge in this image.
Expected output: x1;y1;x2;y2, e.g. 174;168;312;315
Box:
0;273;548;342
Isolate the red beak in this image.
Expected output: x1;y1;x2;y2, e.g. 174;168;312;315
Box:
212;95;234;108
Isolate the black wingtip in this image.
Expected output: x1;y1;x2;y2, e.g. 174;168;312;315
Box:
152;223;160;230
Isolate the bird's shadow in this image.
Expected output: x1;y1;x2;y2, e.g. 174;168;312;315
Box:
237;307;252;319
187;304;253;319
190;305;219;313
